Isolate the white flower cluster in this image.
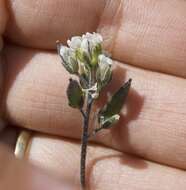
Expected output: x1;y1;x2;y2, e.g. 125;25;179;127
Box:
67;33;103;51
57;32;113;98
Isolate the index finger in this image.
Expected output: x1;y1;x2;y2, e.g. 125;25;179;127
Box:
5;0;186;78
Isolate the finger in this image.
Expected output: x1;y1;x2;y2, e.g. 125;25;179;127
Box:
25;134;186;190
5;0;186;77
99;0;186;78
5;0;106;48
3;45;186;170
0;144;75;190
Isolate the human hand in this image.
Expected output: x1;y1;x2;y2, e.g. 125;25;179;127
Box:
0;144;76;190
1;0;186;189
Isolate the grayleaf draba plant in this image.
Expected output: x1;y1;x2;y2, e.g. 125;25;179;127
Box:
57;32;132;190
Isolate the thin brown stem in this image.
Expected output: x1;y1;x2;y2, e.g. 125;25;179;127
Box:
80;94;93;190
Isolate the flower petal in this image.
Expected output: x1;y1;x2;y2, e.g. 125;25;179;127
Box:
83;32;103;44
80;38;89;53
67;36;82;49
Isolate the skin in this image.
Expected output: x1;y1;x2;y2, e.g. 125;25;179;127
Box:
0;0;186;189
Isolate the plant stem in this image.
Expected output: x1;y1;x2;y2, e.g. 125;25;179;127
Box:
80;93;93;190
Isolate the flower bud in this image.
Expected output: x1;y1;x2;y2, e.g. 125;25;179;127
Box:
67;36;82;49
96;54;112;89
57;44;78;74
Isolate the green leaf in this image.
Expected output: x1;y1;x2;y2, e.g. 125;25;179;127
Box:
98;79;132;121
67;79;84;108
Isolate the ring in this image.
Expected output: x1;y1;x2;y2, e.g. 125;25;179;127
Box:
14;130;32;159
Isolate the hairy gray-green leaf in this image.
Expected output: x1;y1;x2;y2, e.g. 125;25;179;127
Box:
98;79;132;123
67;79;84;108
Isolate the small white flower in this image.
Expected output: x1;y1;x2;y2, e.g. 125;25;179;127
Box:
82;32;103;45
82;32;103;51
67;36;82;49
65;33;103;52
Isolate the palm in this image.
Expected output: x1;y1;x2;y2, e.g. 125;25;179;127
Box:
1;0;186;189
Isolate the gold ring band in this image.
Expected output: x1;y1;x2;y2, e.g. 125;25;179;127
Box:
14;130;32;159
